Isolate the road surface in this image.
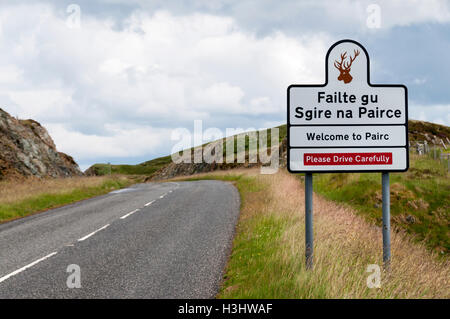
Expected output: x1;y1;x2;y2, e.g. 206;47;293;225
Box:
0;180;240;298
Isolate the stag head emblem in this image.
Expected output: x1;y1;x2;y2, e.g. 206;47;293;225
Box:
334;49;360;84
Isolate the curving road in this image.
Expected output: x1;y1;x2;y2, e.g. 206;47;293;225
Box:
0;180;240;298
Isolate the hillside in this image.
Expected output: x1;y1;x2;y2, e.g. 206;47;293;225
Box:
86;125;287;178
313;154;449;255
177;169;449;298
0;108;82;180
409;120;450;144
85;156;172;177
88;119;449;255
87;120;448;179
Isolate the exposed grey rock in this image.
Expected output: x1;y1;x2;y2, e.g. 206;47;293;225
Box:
406;215;416;224
0;108;83;179
150;137;287;181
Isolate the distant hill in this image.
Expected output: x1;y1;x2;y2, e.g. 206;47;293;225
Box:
87;120;449;179
85;156;172;177
408;119;450;144
0;108;82;180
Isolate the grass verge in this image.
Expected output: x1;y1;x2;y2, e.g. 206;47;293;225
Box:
86;155;172;176
178;169;449;298
0;175;134;223
313;153;449;256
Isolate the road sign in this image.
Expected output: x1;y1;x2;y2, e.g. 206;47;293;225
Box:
287;39;408;173
289;39;409;270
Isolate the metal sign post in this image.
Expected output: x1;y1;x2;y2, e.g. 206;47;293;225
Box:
382;172;391;270
287;39;408;271
305;173;313;269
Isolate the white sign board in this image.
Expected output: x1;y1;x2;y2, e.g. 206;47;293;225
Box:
287;39;409;172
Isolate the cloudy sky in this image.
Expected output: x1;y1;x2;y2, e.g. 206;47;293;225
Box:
0;0;449;170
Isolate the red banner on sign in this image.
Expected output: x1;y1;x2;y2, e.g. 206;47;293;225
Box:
304;152;393;166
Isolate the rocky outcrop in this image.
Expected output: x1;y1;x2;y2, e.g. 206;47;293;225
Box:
150;120;450;181
408;120;450;144
0;108;83;180
150;137;287;181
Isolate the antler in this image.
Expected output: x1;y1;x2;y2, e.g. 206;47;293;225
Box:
334;52;347;71
343;49;360;70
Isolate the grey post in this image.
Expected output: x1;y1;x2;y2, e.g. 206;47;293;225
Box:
305;172;313;270
382;172;391;270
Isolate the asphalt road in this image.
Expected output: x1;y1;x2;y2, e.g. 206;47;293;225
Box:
0;180;240;298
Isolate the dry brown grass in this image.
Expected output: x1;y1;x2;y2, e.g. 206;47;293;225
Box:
184;169;449;298
0;175;133;223
0;176;124;205
270;171;449;298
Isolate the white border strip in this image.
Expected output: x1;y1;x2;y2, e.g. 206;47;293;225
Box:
144;201;155;207
78;224;110;241
0;252;58;283
120;209;140;220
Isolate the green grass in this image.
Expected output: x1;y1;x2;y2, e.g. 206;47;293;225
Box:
211;174;311;298
0;177;133;222
88;156;172;176
86;120;448;178
312;153;449;256
221;215;289;298
179;175;293;298
85;120;449;256
222;124;287;155
87;125;288;176
177;171;449;298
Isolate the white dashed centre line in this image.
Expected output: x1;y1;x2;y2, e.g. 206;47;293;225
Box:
0;252;58;284
120;209;140;220
159;194;165;199
78;224;110;242
144;200;155;207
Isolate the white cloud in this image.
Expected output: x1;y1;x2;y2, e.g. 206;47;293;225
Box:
410;104;450;126
319;0;450;30
0;1;448;169
0;4;330;165
94;0;450;31
412;77;427;85
8;89;74;120
0;65;24;85
46;123;170;161
377;0;450;27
